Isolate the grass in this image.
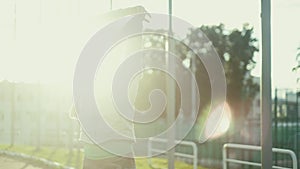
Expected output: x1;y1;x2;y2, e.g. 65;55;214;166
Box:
135;158;208;169
0;145;83;168
0;145;208;169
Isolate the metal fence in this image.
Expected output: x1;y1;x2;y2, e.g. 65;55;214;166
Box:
1;87;299;169
148;138;198;169
273;89;300;168
223;143;298;169
173;88;300;169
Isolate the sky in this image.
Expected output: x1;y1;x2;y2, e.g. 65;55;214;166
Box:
0;0;299;89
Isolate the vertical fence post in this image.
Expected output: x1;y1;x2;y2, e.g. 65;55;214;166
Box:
274;88;278;165
261;0;273;168
296;91;299;167
10;83;15;147
222;146;227;169
110;0;112;10
287;91;291;166
13;0;17;40
285;91;289;167
36;84;41;150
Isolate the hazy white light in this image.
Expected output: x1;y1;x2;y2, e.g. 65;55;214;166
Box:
200;102;232;142
147;69;154;74
182;58;190;68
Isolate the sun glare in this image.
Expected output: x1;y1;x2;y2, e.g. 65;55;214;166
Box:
200;102;232;142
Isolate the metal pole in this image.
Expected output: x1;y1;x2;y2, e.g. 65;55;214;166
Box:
10;83;15;147
110;0;112;10
39;0;43;23
296;91;299;163
274;88;278;165
260;0;272;168
37;83;41;150
223;146;228;169
13;0;17;40
167;0;175;168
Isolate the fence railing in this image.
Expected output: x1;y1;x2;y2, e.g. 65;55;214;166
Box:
223;143;298;169
148;137;198;169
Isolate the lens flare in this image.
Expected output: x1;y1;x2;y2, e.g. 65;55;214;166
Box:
200;102;232;141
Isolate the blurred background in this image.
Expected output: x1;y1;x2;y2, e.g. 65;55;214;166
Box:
0;0;300;169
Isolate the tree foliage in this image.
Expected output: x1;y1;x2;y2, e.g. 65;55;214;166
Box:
135;24;259;122
196;24;259;119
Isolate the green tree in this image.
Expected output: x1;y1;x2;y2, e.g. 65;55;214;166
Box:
184;24;259;121
136;24;259;127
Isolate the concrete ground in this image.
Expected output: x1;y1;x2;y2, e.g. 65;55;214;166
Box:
0;156;43;169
